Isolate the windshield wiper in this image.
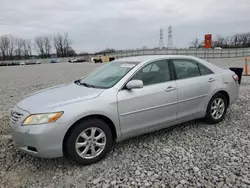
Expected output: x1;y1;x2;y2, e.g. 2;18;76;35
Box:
79;82;95;88
74;79;81;84
74;80;106;89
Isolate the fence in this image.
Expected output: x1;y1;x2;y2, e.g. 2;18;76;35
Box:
1;48;250;66
109;48;250;59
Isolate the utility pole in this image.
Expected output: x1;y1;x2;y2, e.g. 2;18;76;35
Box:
159;28;164;49
167;25;173;49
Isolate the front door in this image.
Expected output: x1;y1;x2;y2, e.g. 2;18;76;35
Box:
117;59;178;138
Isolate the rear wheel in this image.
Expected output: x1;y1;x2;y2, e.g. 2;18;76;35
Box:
205;93;228;124
65;118;113;165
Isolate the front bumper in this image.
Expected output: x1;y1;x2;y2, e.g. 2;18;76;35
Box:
10;106;68;158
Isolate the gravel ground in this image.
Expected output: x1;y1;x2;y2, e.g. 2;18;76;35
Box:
1;61;250;188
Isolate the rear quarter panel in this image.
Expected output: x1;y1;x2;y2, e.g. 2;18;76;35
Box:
195;57;239;106
221;70;239;104
211;70;239;106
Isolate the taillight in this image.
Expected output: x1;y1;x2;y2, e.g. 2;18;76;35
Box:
232;75;238;82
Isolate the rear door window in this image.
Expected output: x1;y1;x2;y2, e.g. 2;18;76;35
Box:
173;59;200;79
198;63;214;75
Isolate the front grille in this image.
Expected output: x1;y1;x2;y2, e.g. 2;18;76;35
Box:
11;111;23;124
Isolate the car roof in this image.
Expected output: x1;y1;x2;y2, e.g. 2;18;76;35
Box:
118;55;199;62
116;55;224;73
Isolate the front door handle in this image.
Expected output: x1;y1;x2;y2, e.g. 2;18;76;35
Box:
208;78;215;83
166;86;176;92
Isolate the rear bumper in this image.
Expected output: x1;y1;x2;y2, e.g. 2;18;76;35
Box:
229;83;239;105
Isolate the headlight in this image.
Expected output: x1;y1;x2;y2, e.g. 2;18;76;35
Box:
22;112;63;125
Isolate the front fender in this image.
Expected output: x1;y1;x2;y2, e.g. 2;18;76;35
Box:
59;96;121;140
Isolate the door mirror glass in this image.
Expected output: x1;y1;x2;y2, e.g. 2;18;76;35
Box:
126;80;143;89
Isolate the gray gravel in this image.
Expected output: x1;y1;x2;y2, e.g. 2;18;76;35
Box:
1;61;250;188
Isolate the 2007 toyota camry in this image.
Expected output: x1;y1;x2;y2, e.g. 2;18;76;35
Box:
11;55;239;165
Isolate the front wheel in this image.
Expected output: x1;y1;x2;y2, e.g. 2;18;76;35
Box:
205;93;228;124
65;118;113;165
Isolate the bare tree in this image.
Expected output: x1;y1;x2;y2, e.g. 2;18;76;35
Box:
63;33;71;56
8;36;15;60
67;46;76;57
0;35;10;60
54;34;62;57
247;33;250;47
44;37;52;57
0;35;34;60
23;39;32;58
233;34;240;48
34;36;52;58
34;36;45;57
15;37;25;59
27;40;32;56
189;37;199;48
213;35;226;48
54;33;73;57
238;33;250;48
194;32;250;49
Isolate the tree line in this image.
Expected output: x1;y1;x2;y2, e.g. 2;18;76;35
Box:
190;32;250;49
0;33;76;61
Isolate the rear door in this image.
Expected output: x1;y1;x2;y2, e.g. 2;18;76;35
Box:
170;58;216;119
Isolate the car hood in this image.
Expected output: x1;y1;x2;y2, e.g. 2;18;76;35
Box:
17;83;105;113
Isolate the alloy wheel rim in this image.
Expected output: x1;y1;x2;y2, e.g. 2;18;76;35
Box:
211;98;225;120
75;127;106;159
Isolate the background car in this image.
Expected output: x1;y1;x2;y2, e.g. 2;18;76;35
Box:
91;55;116;63
19;62;26;65
51;59;58;63
69;58;87;63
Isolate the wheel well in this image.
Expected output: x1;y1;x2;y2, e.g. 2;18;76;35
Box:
62;115;117;157
217;90;230;106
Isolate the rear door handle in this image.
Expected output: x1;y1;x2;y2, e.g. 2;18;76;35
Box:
208;78;215;83
166;86;176;92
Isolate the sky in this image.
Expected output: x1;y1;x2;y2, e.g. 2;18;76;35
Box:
0;0;250;53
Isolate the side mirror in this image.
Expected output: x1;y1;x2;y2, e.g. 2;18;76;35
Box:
126;80;143;90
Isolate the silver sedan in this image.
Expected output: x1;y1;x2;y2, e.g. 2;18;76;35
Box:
11;55;239;164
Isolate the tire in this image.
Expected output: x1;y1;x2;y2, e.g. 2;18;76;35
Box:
65;118;113;165
205;93;228;124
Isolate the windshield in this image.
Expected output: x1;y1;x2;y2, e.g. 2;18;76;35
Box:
79;61;139;88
